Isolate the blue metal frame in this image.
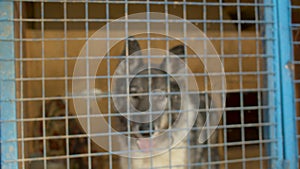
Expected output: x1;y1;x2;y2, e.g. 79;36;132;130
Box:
266;0;299;168
264;0;284;168
0;1;18;169
265;0;298;168
275;0;299;168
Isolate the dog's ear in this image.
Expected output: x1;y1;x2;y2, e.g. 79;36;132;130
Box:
113;37;143;113
115;36;143;76
161;45;186;75
161;45;185;70
120;36;142;56
169;45;185;58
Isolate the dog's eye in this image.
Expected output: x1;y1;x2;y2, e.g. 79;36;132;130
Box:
130;86;139;99
131;95;139;99
130;86;137;93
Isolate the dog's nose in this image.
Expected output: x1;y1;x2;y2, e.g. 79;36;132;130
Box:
139;124;155;137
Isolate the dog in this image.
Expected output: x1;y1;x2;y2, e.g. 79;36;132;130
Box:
113;37;220;169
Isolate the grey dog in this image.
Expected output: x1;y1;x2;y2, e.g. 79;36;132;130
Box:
113;37;219;169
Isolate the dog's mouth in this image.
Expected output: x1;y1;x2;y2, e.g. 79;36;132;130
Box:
132;120;174;152
132;123;159;138
136;138;155;152
136;134;174;153
120;106;180;152
132;124;158;152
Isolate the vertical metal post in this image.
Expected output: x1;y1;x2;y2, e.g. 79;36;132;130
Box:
276;0;298;168
265;0;298;168
0;1;18;169
263;0;284;168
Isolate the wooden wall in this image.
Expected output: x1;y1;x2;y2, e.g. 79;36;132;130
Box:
23;29;261;113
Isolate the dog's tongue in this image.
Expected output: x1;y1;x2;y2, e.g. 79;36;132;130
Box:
137;138;154;152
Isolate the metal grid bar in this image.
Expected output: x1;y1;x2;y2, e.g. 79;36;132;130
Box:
105;2;114;169
0;1;18;169
18;1;25;169
62;2;70;168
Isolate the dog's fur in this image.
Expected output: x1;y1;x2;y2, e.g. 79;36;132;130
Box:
114;37;219;169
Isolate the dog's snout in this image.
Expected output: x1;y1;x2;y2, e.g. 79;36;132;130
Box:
139;124;155;137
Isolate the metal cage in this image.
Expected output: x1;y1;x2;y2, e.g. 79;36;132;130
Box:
0;0;298;169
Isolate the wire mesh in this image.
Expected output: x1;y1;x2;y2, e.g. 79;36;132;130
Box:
0;0;281;169
290;0;300;168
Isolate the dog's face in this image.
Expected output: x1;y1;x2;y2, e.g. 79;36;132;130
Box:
113;37;186;151
128;68;180;138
